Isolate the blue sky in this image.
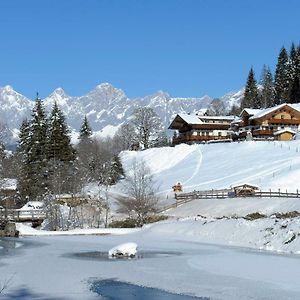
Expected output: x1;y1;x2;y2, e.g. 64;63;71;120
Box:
0;0;299;99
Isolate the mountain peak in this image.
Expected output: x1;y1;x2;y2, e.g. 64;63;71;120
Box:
48;87;68;100
2;85;14;93
95;82;115;90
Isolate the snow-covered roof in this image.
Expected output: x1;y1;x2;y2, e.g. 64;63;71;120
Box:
177;114;203;125
249;103;287;120
19;201;44;211
198;115;236;121
273;128;296;136
176;114;235;125
248;103;300;121
232;183;260;189
0;178;17;191
240;108;262;116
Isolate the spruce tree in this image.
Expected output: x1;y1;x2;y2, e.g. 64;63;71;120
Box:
79;115;92;142
260;65;275;108
241;68;260;109
289;74;300;103
47;102;76;194
108;155;125;185
47;101;75;162
16;119;32;200
274;47;289;104
288;43;297;79
26;95;49;200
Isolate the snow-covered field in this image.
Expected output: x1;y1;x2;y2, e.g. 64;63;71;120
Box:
119;140;300;203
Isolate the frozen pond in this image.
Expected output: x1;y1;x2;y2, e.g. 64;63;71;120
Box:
1;232;300;300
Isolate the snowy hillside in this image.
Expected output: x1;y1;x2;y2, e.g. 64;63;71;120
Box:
119;140;300;206
0;83;244;143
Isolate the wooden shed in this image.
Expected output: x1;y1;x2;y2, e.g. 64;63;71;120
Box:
172;182;183;193
232;183;259;197
274;129;296;141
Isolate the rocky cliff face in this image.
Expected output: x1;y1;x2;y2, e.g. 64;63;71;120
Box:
0;83;244;143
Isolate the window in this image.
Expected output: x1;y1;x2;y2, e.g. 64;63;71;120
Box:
218;132;222;137
281;115;285;119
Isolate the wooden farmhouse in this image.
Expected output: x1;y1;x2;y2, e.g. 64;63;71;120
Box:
169;114;236;144
234;103;300;141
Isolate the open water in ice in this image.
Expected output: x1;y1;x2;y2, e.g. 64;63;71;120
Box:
90;279;209;300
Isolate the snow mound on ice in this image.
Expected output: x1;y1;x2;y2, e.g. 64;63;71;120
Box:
108;242;138;257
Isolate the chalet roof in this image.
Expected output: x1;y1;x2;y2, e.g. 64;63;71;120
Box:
248;103;300;121
177;114;203;125
198;115;236;121
273;128;296;135
175;114;235;125
240;108;262;117
232;183;260;189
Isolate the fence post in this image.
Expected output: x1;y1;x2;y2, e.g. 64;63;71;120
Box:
278;188;281;196
269;189;271;197
297;189;299;198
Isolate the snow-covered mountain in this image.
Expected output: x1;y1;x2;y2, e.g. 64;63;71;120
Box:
0;83;244;143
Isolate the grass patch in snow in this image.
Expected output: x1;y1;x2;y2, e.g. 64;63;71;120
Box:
272;211;300;219
243;212;266;220
109;215;168;228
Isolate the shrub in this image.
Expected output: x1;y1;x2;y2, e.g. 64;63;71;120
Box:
109;215;168;228
244;212;266;220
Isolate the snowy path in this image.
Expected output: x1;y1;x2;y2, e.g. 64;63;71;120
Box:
183;146;203;186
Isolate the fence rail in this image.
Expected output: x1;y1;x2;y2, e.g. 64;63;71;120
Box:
156;188;300;213
0;209;46;222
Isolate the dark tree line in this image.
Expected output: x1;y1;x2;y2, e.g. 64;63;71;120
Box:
240;42;300;110
16;98;125;204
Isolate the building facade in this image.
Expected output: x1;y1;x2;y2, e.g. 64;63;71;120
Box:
169;114;235;144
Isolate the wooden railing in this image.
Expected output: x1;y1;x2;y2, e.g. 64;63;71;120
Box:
173;135;230;144
268;118;300;125
0;209;46;222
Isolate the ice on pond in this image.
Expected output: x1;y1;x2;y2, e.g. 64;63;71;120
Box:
108;242;138;258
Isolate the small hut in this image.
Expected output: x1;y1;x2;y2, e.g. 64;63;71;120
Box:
172;182;183;193
232;183;259;197
274;129;296;141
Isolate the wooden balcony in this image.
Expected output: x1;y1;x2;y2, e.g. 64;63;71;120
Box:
192;123;231;130
253;129;273;136
268;118;300;125
173;135;230;144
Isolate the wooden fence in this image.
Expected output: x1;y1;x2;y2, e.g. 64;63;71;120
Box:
174;189;300;202
156;188;300;213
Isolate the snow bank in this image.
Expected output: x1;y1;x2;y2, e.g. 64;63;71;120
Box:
166;197;300;218
108;242;138;257
146;217;300;254
16;223;141;236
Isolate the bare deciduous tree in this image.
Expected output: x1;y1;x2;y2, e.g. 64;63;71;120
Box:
113;123;137;151
116;159;158;226
131;107;162;149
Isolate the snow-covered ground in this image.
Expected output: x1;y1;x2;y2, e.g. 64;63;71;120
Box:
2;141;300;299
119;140;300;203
